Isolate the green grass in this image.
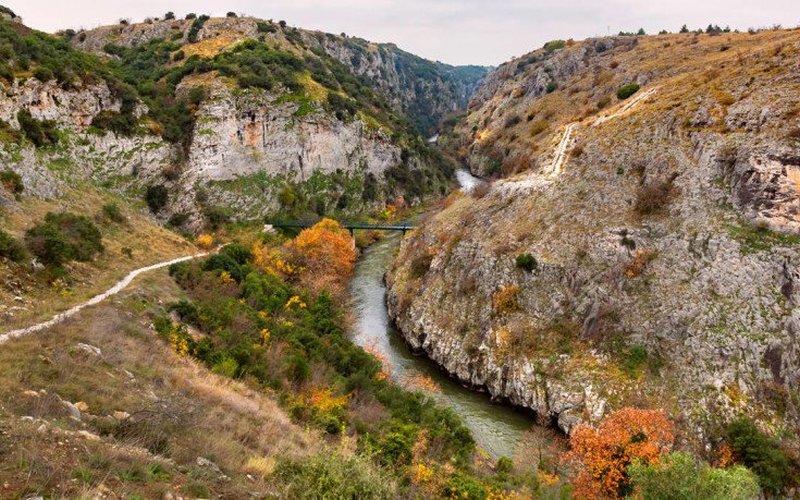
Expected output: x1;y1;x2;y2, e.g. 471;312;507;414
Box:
726;222;800;255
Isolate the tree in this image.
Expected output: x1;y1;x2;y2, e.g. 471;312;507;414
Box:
226;11;237;17
726;418;790;493
164;11;175;20
145;184;169;213
637;28;646;35
628;452;760;500
25;212;103;267
564;408;674;498
680;24;689;33
285;218;356;297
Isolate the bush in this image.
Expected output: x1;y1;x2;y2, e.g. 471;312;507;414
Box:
504;114;521;128
0;230;27;262
628;451;760;500
187;15;210;43
274;452;392;499
515;253;537;272
635;175;676;215
145;185;168;213
17;109;59;147
0;169;23;194
530;119;548;136
226;11;237;17
32;67;54;82
726;418;790;492
25;212;104;267
257;21;277;34
492;285;521;316
617;83;641;100
544;39;566;52
100;202;126;223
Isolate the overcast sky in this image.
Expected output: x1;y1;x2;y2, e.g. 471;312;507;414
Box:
7;0;800;65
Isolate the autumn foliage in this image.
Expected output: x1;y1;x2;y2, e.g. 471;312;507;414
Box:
287;218;356;297
564;408;674;499
253;218;356;298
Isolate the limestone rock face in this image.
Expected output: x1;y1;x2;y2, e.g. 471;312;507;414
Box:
187;84;400;182
388;30;800;446
0;79;118;129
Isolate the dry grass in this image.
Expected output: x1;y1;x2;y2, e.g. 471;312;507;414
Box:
0;269;315;498
0;186;197;332
180;33;244;58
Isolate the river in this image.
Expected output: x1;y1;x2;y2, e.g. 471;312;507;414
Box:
349;169;533;459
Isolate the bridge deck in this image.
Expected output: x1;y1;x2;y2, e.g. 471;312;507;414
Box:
267;221;415;232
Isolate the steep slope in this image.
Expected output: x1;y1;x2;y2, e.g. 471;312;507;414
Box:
388;29;800;455
0;13;460;232
72;15;489;135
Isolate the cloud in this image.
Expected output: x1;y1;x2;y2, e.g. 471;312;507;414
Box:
7;0;800;65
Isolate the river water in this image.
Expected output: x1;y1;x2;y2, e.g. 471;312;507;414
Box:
349;169;532;459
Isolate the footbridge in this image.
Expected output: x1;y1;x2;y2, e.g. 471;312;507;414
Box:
266;220;415;235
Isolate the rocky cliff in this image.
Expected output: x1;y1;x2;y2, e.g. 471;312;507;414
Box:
72;16;488;135
388;29;800;450
0;14;461;230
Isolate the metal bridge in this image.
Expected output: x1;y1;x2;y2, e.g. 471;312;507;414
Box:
266;220;415;235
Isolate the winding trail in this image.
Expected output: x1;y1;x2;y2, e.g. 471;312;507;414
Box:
497;87;657;195
0;251;211;345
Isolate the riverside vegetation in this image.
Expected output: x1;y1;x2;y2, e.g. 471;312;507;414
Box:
0;4;798;499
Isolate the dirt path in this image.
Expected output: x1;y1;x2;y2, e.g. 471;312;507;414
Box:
0;252;210;345
498;87;658;194
592;86;659;127
549;122;576;176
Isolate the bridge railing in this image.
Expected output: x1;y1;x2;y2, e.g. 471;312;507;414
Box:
266;220;415;234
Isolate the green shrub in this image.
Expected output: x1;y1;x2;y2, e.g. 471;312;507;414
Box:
100;202;126;223
0;169;23;194
187;14;209;42
257;21;277;34
145;185;168;213
544;39;566;52
442;472;488;499
726;418;790;492
496;456;513;475
274;452;393;499
203;206;232;230
0;230;27;262
24;212;103;266
90;110;137;136
628;451;760;500
617;83;641;100
17;109;59;147
32;67;54;82
515;253;537;272
622;345;650;377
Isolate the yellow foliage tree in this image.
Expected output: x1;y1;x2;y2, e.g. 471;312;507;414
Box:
196;233;215;249
285;218;356;297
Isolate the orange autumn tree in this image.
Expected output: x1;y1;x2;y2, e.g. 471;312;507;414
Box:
285;218;357;297
564;408;674;499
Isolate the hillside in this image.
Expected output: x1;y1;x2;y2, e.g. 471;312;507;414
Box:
71;15;489;136
0;13;478;233
388;27;800;468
